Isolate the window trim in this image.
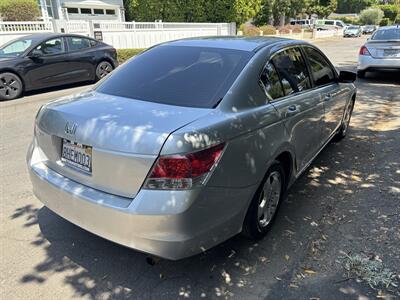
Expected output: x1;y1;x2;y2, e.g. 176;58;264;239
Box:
259;45;313;103
30;37;66;57
65;36;95;53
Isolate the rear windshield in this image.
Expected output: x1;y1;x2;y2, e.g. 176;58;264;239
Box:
347;26;359;30
372;28;400;41
97;45;252;108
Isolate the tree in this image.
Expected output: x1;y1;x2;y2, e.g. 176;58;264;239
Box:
374;4;399;22
359;7;384;24
336;0;378;13
254;0;273;25
0;0;40;21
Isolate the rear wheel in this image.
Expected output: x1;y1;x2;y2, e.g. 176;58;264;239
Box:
95;61;113;81
335;99;355;141
0;72;23;101
243;161;286;240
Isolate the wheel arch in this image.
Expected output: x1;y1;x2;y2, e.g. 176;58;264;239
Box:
0;68;25;90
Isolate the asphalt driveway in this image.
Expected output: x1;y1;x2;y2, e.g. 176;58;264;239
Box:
0;36;399;300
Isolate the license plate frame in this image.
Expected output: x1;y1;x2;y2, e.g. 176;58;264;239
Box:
384;49;400;57
61;139;92;173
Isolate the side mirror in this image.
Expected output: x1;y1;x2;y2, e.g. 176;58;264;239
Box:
338;70;357;83
29;49;43;58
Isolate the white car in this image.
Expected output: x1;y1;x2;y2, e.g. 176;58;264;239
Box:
358;25;400;78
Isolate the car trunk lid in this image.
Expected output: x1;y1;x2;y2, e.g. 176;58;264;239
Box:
35;91;211;197
366;41;400;59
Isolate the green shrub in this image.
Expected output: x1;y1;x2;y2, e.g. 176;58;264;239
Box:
374;4;399;22
0;0;40;21
379;18;392;27
116;49;146;64
359;8;384;25
259;25;276;35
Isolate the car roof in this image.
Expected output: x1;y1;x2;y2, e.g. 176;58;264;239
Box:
21;33;95;42
161;36;311;52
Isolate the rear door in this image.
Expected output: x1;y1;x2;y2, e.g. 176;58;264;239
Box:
65;36;97;81
302;46;347;141
267;47;325;171
25;37;71;89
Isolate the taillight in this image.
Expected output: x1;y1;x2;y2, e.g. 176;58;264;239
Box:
359;46;371;56
144;142;226;190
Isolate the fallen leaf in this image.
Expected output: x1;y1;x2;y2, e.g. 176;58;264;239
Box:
285;255;290;261
304;269;317;275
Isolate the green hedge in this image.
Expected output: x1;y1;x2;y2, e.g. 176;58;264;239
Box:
116;49;146;64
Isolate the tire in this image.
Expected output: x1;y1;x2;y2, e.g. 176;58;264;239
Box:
243;161;286;240
0;72;23;101
95;61;113;81
357;70;366;79
334;99;355;141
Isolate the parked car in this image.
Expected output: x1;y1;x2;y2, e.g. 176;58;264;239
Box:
0;33;117;101
344;26;362;37
362;25;377;34
27;37;357;260
315;19;346;31
290;19;315;29
358;25;400;78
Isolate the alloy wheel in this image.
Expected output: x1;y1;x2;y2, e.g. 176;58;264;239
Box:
257;171;282;228
341;101;354;136
97;61;113;79
0;73;21;100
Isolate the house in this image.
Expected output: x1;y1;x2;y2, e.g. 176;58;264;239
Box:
38;0;125;22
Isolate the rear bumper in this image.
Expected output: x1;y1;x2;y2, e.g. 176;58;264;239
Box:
358;55;400;71
27;144;255;260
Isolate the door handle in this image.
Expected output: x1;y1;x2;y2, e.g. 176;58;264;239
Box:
324;93;332;101
286;105;299;117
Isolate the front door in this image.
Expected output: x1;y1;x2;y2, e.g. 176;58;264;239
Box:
265;47;325;171
25;37;71;90
302;46;348;141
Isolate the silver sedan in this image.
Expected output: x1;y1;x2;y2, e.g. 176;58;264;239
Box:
27;37;357;260
358;25;400;78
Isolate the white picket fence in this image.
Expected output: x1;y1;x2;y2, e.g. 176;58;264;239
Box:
0;21;235;49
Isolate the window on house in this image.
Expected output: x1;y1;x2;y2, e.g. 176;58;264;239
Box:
93;9;104;14
45;0;54;17
106;9;116;15
80;8;92;14
67;7;79;14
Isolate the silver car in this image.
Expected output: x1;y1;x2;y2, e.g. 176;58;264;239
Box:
27;37;357;260
358;25;400;78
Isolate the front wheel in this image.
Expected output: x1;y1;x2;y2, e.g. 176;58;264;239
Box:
95;61;114;81
243;161;286;240
335;99;355;141
0;72;23;101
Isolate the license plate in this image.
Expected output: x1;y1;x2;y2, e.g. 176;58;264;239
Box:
61;139;92;173
384;49;400;57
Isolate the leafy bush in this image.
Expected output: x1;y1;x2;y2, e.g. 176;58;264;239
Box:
331;16;360;25
0;0;40;21
240;24;261;36
359;8;384;25
278;25;302;34
117;49;145;64
374;4;399;22
259;25;276;35
379;18;392;27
